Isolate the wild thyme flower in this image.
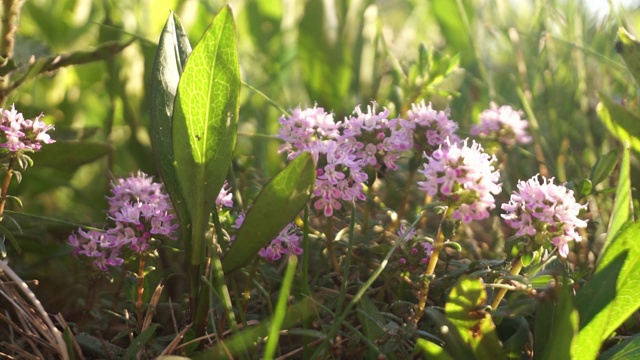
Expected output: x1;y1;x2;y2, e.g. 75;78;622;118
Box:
310;140;368;217
69;172;177;270
278;105;370;217
277;105;340;159
418;137;502;223
471;102;531;147
107;171;167;214
68;229;123;272
341;102;405;171
501;174;587;257
400;100;459;155
0;104;55;152
216;180;234;209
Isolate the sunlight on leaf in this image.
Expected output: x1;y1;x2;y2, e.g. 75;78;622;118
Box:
172;5;240;266
575;222;640;360
222;152;315;272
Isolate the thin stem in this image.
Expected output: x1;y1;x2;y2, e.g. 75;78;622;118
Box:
413;208;451;324
336;203;357;318
491;255;524;309
325;216;340;274
301;206;311;359
136;254;146;332
0;155;15;220
361;186;372;234
209;207;238;333
390;169;416;231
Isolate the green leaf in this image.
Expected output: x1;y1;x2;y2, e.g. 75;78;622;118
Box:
264;255;298;358
590;150;618;187
616;27;640;87
574;178;592;198
28;141;112;171
539;278;578;360
149;11;192;242
424;308;476;360
222;152;315;272
415;338;455;360
599;332;640;360
597;94;640;154
575;222;640;360
575;251;627;329
172;5;240;266
602;144;631;255
445;276;506;360
498;317;530;359
122;324;159;360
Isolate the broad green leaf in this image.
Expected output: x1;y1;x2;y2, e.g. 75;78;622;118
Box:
222;153;315;272
415;339;455;360
540;278;578;360
575;222;640;360
424;308;476;360
149;11;192;243
446;276;505;360
599;332;640;360
616;27;640;87
590;149;618;187
298;0;351;113
597;94;640;154
575;251;627;329
172;5;240;266
602;144;631;254
28;141;111;171
122;324;159;360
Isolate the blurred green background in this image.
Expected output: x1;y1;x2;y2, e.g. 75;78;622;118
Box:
6;0;640;316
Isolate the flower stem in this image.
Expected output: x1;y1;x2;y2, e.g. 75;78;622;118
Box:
413;208;450;324
325;216;340;274
136;254;146;331
0;155;15;221
490;255;523;309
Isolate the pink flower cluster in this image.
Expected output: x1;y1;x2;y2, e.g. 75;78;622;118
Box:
69;172;177;271
418;138;502;222
401;100;459;154
278;101;457;217
0;104;55;152
471;102;531;147
501;174;587;257
231;212;303;262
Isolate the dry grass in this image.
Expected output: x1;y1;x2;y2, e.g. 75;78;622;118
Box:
0;260;69;359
